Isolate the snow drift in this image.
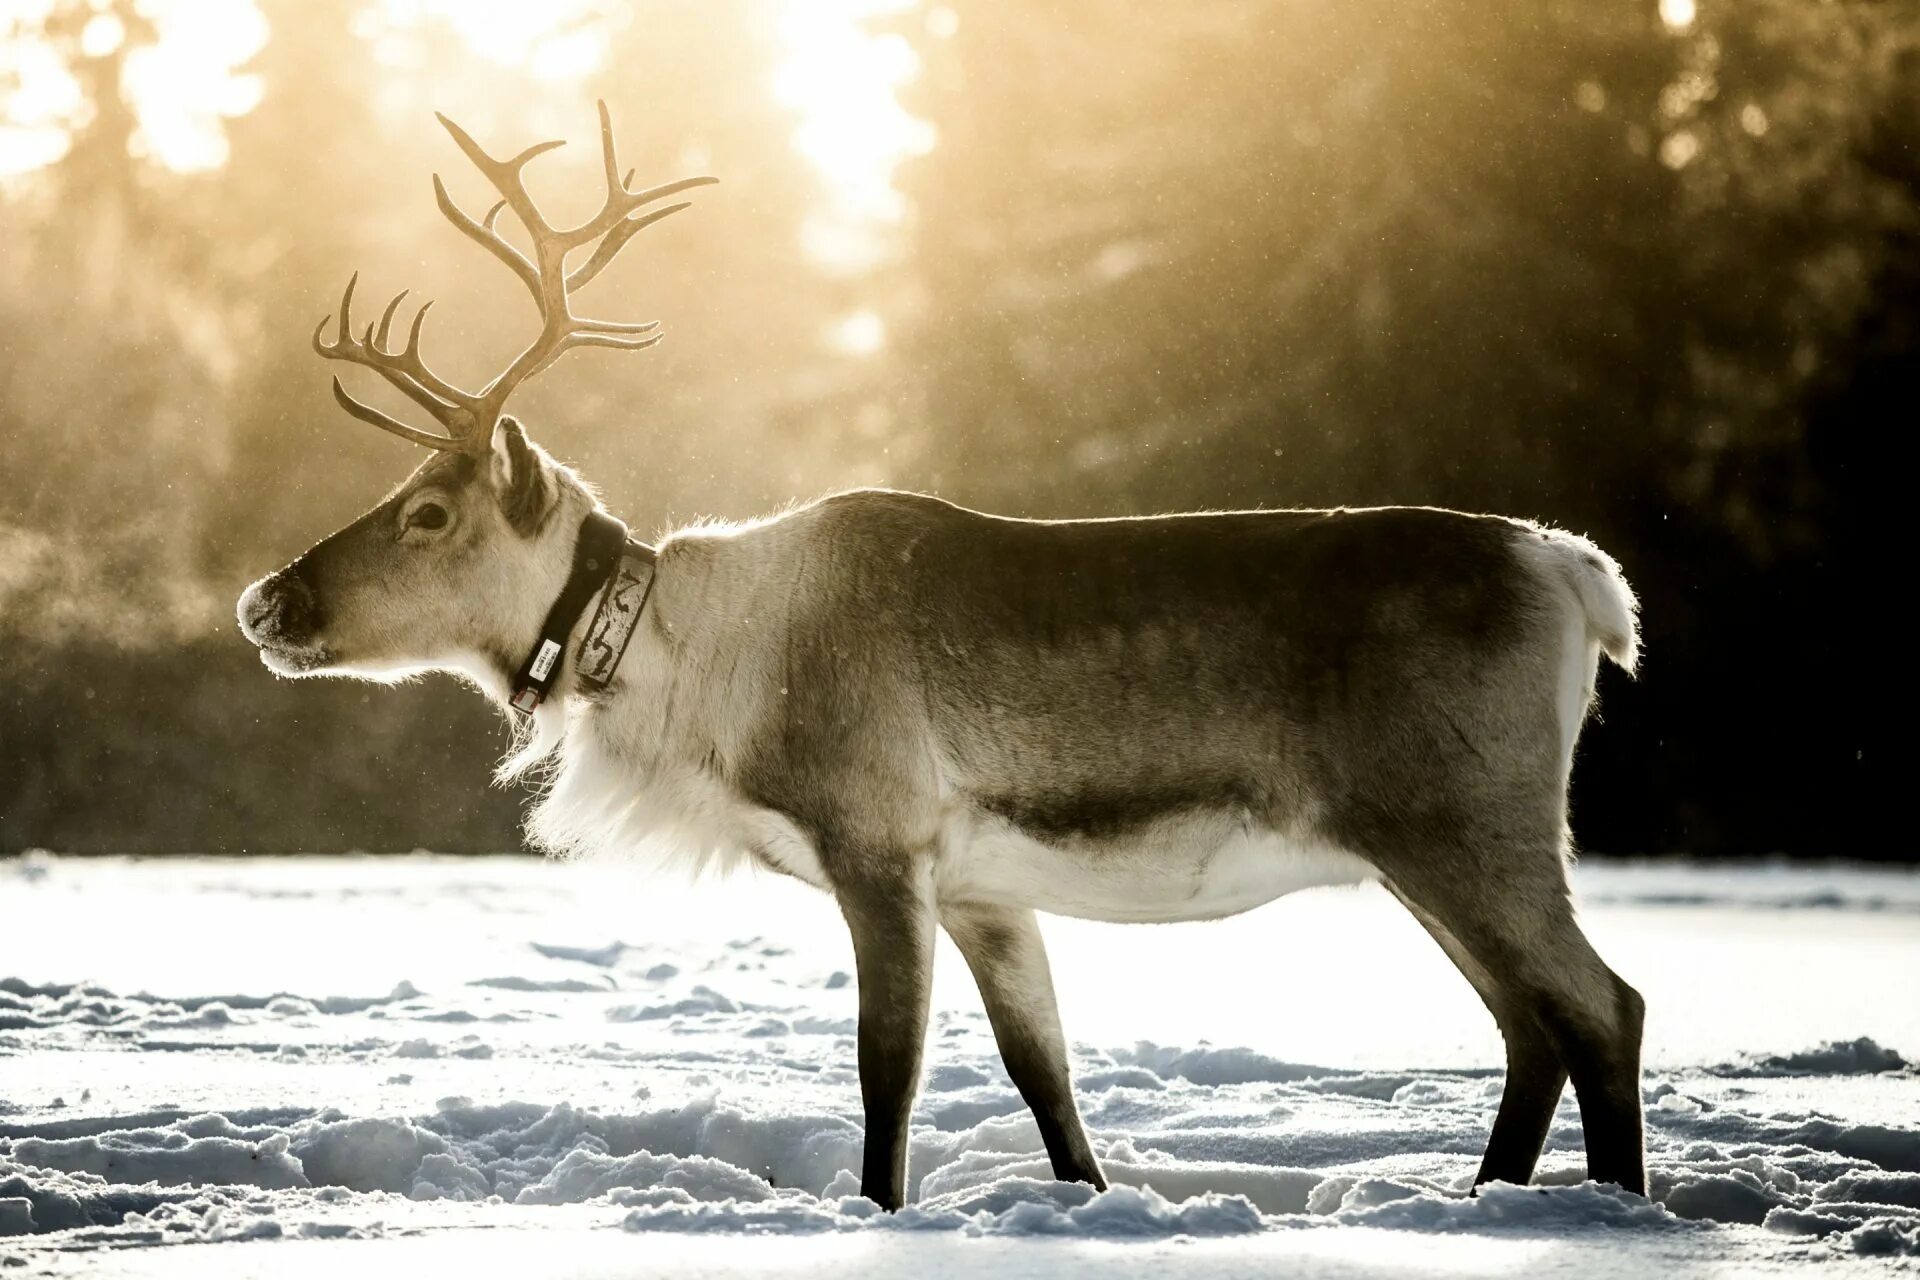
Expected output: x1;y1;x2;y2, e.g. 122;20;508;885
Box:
1;853;1916;1274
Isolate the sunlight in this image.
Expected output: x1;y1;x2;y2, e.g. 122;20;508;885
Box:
0;17;78;177
362;0;612;82
825;307;887;356
1660;0;1696;31
121;0;266;172
0;0;265;178
773;0;936;276
1289;1229;1557;1274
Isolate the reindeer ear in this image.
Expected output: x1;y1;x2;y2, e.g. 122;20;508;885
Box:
491;417;556;535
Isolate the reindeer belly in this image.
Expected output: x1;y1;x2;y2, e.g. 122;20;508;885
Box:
936;806;1377;923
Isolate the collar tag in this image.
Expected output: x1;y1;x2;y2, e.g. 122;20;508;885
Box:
577;547;656;691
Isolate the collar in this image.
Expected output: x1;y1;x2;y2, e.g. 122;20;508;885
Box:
508;511;651;716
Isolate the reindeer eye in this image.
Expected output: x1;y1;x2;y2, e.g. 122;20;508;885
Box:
407;502;448;531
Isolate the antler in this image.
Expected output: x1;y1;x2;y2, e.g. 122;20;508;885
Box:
313;101;716;455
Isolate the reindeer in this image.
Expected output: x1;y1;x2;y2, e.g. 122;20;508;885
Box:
238;104;1647;1210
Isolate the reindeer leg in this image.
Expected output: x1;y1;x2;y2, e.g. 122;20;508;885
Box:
837;865;937;1211
1390;858;1646;1195
1393;890;1569;1187
942;901;1105;1188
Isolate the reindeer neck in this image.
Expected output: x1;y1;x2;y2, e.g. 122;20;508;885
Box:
507;510;650;715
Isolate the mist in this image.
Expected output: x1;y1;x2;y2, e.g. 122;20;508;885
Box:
1;0;1904;857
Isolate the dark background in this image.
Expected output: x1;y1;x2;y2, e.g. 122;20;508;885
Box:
0;0;1905;858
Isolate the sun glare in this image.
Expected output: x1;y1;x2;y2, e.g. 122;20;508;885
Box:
773;0;937;279
122;0;266;172
0;0;629;181
0;0;265;178
0;9;80;178
1660;0;1697;32
2;0;937;295
358;0;612;82
826;307;887;357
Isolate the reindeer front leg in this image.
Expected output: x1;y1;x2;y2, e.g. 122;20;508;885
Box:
837;863;936;1210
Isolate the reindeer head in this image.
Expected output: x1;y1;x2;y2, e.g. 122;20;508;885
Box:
237;104;711;703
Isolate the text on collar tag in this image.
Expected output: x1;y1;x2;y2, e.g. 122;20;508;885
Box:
527;638;562;682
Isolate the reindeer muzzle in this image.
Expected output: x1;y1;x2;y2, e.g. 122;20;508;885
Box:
237;566;324;658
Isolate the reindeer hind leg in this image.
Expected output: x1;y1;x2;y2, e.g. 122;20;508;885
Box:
1389;854;1646;1194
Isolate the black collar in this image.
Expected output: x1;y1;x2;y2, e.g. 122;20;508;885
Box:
508;511;641;716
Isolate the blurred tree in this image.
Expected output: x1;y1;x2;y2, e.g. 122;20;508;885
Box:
2;0;235;642
0;0;849;852
890;0;1912;855
0;0;1910;856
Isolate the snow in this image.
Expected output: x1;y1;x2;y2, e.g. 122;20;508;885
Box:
1720;1038;1912;1078
0;853;1916;1276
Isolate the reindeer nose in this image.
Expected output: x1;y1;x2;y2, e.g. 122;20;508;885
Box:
237;569;319;644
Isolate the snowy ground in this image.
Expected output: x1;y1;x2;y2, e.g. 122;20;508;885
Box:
2;853;1917;1276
